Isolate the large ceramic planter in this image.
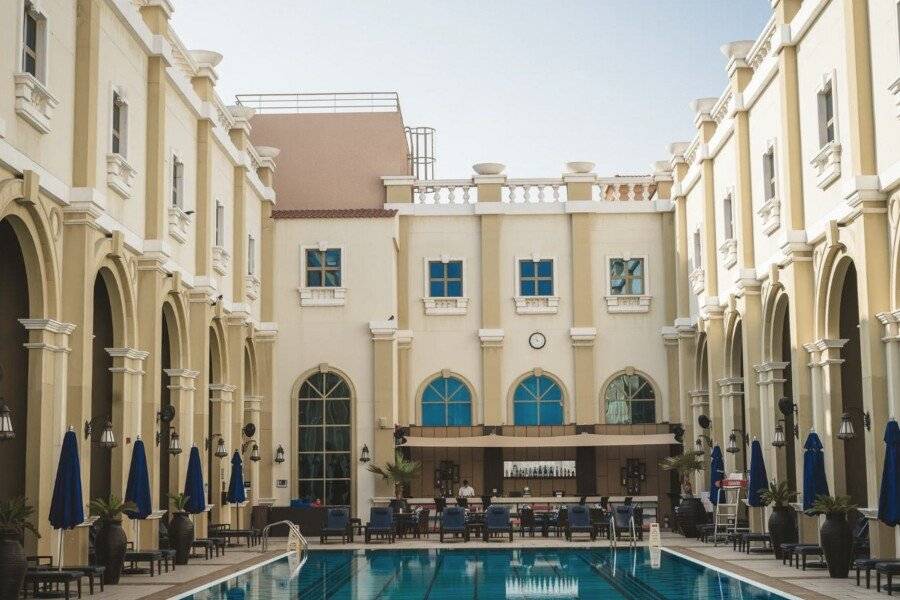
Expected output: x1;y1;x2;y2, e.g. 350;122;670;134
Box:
0;533;27;599
820;513;852;578
675;497;705;538
169;512;195;565
96;519;127;584
768;506;798;559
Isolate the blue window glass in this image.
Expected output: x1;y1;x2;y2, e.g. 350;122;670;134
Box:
513;375;563;425
604;373;656;425
306;248;341;288
421;375;472;426
428;260;463;298
519;259;553;296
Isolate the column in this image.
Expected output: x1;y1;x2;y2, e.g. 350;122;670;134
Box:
243;395;262;507
879;312;900;553
208;383;235;524
477;172;506;424
19;319;75;557
139;1;170;240
190;51;222;277
165;368;199;509
754;362;791;482
229;107;254;301
225;313;248;525
369;321;398;497
187;289;212;537
566;173;597;424
254;326;277;502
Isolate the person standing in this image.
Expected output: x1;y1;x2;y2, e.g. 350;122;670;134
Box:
458;480;475;498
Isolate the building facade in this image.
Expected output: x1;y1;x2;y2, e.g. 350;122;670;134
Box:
0;0;278;562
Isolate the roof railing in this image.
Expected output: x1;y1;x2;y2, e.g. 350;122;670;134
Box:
235;92;400;114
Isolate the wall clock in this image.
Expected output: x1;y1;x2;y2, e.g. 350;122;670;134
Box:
528;332;546;349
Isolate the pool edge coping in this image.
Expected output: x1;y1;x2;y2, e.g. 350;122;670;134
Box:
166;551;293;600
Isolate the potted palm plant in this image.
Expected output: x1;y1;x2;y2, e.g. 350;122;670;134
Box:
0;497;39;599
660;453;705;537
167;493;194;565
90;495;136;584
758;481;798;559
811;495;857;578
367;451;422;500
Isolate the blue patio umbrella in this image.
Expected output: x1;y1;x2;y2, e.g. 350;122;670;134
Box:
184;445;207;515
226;450;246;529
125;437;153;548
747;439;769;508
49;429;85;569
709;445;725;505
878;419;900;527
802;430;829;511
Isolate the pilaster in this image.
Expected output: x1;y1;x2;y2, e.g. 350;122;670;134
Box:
369;321;398;497
208;383;236;525
72;0;101;189
186;289;212;535
567;177;596;424
253;325;277;502
478;173;505;424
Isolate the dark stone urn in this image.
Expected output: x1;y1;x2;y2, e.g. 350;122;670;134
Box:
820;513;853;578
96;518;127;584
675;497;705;538
768;506;799;559
169;512;194;565
0;532;27;599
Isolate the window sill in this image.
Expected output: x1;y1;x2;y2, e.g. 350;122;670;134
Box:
168;205;191;244
514;296;560;315
245;274;260;301
810;141;841;190
423;296;468;315
298;286;346;307
889;76;900;119
13;72;58;134
605;295;652;314
689;267;705;295
718;238;737;269
106;153;136;199
757;196;781;235
212;245;230;276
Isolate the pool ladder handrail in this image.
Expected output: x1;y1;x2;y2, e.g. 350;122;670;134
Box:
261;519;309;573
608;513;638;548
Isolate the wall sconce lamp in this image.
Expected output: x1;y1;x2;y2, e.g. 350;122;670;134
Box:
84;416;117;449
837;407;871;441
206;434;228;458
698;414;711;430
156;428;182;455
240;438;262;462
274;445;286;464
359;444;371;464
726;429;748;454
0;400;15;441
694;434;713;456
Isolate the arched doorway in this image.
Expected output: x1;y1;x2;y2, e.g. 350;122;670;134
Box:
158;307;174;509
777;304;798;490
0;219;29;501
297;370;352;506
89;274;115;501
727;321;748;471
838;262;867;507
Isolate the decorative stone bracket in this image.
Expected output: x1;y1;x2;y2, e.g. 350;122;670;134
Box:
513;296;560;315
168;205;192;243
757;196;781;235
569;327;596;347
689;267;705;295
212;245;230;276
298;286;346;307
14;72;58;134
810;141;842;190
718;238;737;269
605;295;652;313
478;328;504;347
245;274;260;301
889;77;900;119
106;153;137;199
423;296;468;316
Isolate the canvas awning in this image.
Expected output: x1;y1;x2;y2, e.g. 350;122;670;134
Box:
401;432;678;448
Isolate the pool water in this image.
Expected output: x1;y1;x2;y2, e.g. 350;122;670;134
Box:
186;548;789;600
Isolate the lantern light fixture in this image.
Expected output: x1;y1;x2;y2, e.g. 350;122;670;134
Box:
274;445;286;464
0;400;14;441
359;444;371;464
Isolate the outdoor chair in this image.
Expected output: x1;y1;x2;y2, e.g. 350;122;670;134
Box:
123;549;165;576
565;505;598;541
854;558;893;589
320;507;353;544
518;506;540;537
482;505;513;542
26;556;106;595
23;569;83;599
737;531;771;554
439;506;469;542
190;539;215;560
364;507;396;543
877;562;900;595
610;505;639;543
788;544;825;570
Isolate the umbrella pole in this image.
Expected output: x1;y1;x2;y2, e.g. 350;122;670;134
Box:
134;520;140;551
57;529;64;571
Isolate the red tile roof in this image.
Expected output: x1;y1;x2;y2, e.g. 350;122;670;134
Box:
272;208;398;219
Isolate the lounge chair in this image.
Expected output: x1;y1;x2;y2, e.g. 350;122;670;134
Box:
439;506;469;542
565;505;598;541
23;570;83;599
483;505;513;542
610;505;639;543
518;506;540;537
26;556;106;595
364;507;395;543
320;507;353;543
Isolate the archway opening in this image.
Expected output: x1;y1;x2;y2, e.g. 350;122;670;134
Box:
90;274;114;501
778;307;797;490
0;219;29;501
158;309;173;510
838;262;867;506
732;322;747;471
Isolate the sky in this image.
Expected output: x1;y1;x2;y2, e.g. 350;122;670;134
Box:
172;1;772;178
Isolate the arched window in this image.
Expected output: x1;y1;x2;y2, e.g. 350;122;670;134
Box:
421;375;472;426
513;374;563;425
605;372;656;424
298;371;351;506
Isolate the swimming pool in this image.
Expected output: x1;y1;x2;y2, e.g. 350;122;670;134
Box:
185;547;792;599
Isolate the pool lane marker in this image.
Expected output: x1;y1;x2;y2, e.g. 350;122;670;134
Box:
168;551;294;600
661;547;804;600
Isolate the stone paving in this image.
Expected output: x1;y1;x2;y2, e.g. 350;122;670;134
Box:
75;532;888;599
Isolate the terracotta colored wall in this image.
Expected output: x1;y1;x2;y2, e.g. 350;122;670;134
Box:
249;112;410;211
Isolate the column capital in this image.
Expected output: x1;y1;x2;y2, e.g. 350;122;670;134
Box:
397;329;413;349
369;320;397;341
106;347;150;361
478;328;504;347
569;327;596;347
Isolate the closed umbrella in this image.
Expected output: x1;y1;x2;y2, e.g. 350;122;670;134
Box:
802;430;829;511
184;445;207;516
878;419;900;527
747;439;769;508
49;429;85;569
226;450;246;529
709;445;725;505
124;437;153;548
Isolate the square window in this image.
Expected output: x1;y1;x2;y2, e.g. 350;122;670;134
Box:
306;248;342;288
519;259;554;297
427;260;463;298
